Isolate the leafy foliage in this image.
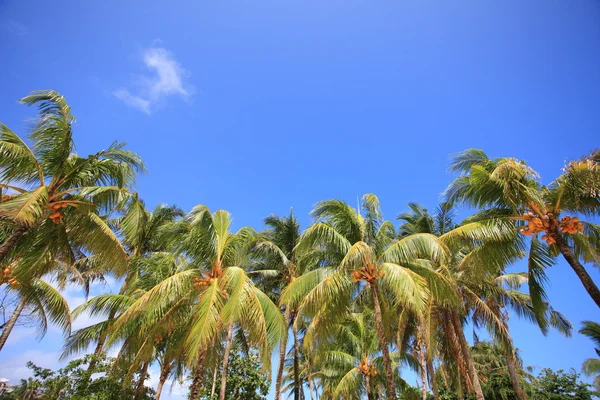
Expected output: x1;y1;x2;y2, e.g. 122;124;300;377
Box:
529;369;596;400
196;345;270;400
2;353;154;400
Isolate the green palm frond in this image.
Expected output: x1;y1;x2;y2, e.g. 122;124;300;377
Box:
61;320;112;360
582;358;600;377
280;267;336;309
548;309;572;337
67;212;129;276
332;367;361;399
22;278;72;336
294;222;352;257
184;280;226;366
311;199;365;244
448;148;490;174
527;237;553;332
0;186;48;225
379;263;427;311
0;123;43;185
382;233;447;265
72;294;135;320
580;321;600;348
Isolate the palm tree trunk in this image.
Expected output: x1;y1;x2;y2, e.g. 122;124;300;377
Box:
293;317;301;400
369;281;397;399
210;366;218;399
554;234;600;308
219;324;235;400
155;362;171;400
451;312;484;400
421;312;439;400
444;315;467;398
189;351;207;400
134;360;150;400
426;355;439;400
0;225;27;264
419;346;428;400
275;307;292;400
308;375;315;400
505;346;527;400
0;297;25;351
365;374;375;400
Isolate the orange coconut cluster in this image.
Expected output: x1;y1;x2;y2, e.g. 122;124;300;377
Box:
1;194;18;202
1;267;19;289
350;264;384;283
48;202;69;224
154;325;175;344
558;216;584;234
358;359;377;377
193;276;227;296
519;213;583;245
193;276;215;290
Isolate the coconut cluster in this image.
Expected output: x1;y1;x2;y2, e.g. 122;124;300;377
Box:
1;193;18;202
350;264;385;283
519;213;583;245
1;267;19;288
193;276;227;296
358;359;377;377
48;202;69;224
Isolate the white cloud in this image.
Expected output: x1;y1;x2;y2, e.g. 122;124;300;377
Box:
114;47;192;115
3;20;27;36
114;89;152;115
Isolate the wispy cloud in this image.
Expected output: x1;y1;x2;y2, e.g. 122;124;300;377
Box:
3;20;27;36
114;47;192;115
114;89;152;115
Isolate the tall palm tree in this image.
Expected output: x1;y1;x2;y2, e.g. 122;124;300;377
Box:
469;340;534;400
0;90;144;269
313;310;384;400
398;202;572;400
87;199;184;360
0;91;144;348
281;194;449;399
108;206;284;400
445;148;600;308
251;211;306;400
68;253;189;400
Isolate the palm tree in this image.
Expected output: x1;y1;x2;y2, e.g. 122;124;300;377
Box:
469;341;534;400
281;194;449;399
445;148;600;308
108;206;284;400
88;199;184;360
0;91;144;349
0;90;144;269
398;202;517;400
397;202;572;400
251;211;305;400
313;310;383;400
580;321;600;391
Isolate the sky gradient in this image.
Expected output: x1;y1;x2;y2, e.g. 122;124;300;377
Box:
1;0;600;398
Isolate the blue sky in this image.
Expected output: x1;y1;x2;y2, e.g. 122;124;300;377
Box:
1;0;600;397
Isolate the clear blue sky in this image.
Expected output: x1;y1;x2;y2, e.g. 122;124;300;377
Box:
1;0;599;397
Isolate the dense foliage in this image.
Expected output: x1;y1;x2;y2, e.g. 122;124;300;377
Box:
196;346;270;400
1;91;599;400
0;354;154;400
530;369;596;400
